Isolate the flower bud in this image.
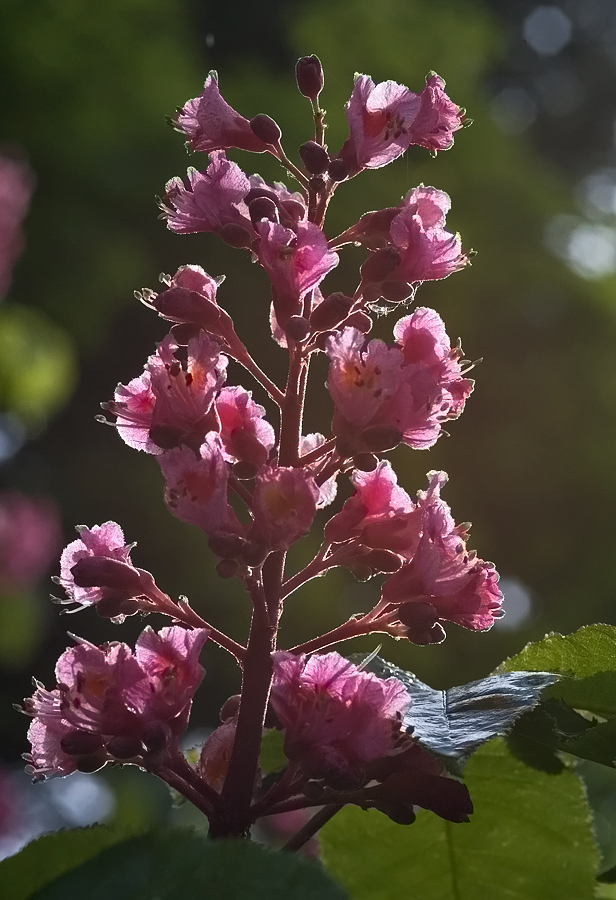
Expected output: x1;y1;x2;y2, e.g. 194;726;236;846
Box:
328;157;351;182
208;531;246;559
361;549;402;573
295;55;324;100
240;539;270;568
153;287;222;330
345;311;372;333
381;280;414;303
361;247;401;283
309;293;354;331
170;323;203;345
249;114;282;145
216;558;240;579
218;222;254;248
232;460;259;480
60;730;103;756
285;316;311;343
360;424;403;452
249;196;279;226
75;749;108;773
352;452;378;472
142;722;172;752
106;735;143;760
70;557;145;594
220;693;241;722
299;141;329;175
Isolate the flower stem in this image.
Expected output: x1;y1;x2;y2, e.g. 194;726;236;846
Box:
283;803;343;852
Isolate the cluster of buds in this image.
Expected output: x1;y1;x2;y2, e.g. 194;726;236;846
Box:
21;57;499;844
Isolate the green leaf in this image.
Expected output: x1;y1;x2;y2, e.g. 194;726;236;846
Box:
0;826;125;900
368;656;556;771
321;739;599;900
29;829;347;900
260;728;287;774
499;625;616;717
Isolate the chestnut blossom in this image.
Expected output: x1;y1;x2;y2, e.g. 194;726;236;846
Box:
325;461;412;545
251;467;319;550
174;72;273;154
23;626;208;779
270;651;409;781
58;522;140;610
256;220;338;305
110;331;227;454
215;385;275;468
159;435;242;536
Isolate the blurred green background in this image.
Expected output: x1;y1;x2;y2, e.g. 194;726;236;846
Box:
2;0;616;863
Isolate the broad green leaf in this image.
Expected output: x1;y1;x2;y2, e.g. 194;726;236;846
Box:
368;656;555;771
0;826;125;900
321;739;598;900
30;829;347;900
499;625;616;716
260;728;287;774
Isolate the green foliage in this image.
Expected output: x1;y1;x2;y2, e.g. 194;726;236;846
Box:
0;826;125;900
260;728;287;774
19;829;346;900
321;739;598;899
366;655;556;772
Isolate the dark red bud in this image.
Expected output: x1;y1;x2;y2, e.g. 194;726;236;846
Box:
142;722;172;752
218;222;254;248
208;531;246;559
75;749;108;773
106;735;144;760
361;247;401;283
348;562;374;582
295;55;324;100
149;424;185;450
360;424;402;452
279;199;306;223
299;141;329;175
249;114;282;145
249;196;279;226
60;730;103;756
232;460;259;480
170;323;203;345
220;693;241;722
285;315;311;343
308;175;326;193
240;539;270;568
95;595;128;619
328;157;351;182
153;287;222;329
230;429;269;468
380;280;415;303
309;293;354;331
345;311;372;333
352;452;378;472
70;557;144;594
335;434;360;459
361;549;403;573
216;558;240;579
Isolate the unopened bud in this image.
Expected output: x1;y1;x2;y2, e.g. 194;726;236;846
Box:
360;424;402;452
216;558;240;579
142;722;171;753
249;114;282;145
352;452;378;472
208;531;246;559
60;730;103;756
361;247;401;283
70;557;144;594
153;286;222;329
75;749;108;773
170;323;203;345
249;196;279;226
232;460;259;480
106;735;143;760
218;222;254;248
328;157;351;182
299;141;329;175
220;694;241;722
309;293;354;331
295;55;324;100
381;280;414;303
335;433;359;459
240;540;270;568
361;549;402;573
149;424;185;450
285;315;311;343
308;175;326;193
345;311;372;333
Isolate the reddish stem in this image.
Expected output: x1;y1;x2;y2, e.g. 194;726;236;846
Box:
297;437;336;467
288;615;374;655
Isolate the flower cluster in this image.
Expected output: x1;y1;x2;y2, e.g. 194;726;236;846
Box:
22;57;499;845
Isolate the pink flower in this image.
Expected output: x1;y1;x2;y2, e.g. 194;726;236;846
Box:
215;386;275;468
0;492;60;590
408;74;465;152
161;152;253;238
380;472;503;641
325;461;412;544
251;467;319;550
325;328;405;429
198;720;237;792
0;155;33;298
24;625;208;779
110;331;227;454
256;220;338;305
159;434;242;535
174;72;273;154
333;73;463;177
59;522;142;609
270;651;409;781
